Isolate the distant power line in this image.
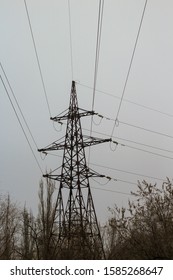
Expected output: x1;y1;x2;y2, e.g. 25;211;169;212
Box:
0;62;39;150
114;135;173;155
89;0;104;163
44;149;164;183
119;120;173;141
0;70;43;174
23;0;52;118
48;118;173;160
91;184;134;196
68;0;74;80
77;82;173;119
111;0;148;137
91;0;104;113
90;162;164;182
82;127;173;161
93;112;173;142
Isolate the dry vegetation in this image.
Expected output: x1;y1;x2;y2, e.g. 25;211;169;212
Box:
0;178;173;259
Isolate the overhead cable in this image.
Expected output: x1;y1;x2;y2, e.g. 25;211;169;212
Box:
77;82;173;119
90;162;164;182
0;62;39;150
82;127;173;161
89;0;104;162
0;74;43;174
44;150;164;182
50;119;173;159
23;0;52;118
68;0;74;79
115;135;173;155
111;0;148;138
119;120;173;141
91;186;133;196
91;0;104;113
94;112;173;142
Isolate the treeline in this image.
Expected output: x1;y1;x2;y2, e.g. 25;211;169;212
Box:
0;178;173;259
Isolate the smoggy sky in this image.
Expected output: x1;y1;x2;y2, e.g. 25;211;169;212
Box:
1;0;173;223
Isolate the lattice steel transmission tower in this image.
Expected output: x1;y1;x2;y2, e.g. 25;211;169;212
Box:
38;81;111;259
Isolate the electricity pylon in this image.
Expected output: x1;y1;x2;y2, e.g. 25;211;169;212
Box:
38;81;111;259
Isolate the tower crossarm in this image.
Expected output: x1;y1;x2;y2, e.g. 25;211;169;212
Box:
38;139;65;152
43;173;62;181
38;136;112;153
42;167;110;182
83;135;112;148
86;167;112;181
50;108;96;123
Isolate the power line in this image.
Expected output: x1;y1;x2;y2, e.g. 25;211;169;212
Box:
77;82;173;119
49;117;173;160
91;0;104;113
68;0;74;80
90;162;164;182
40;149;137;184
91;111;173;146
23;0;52;118
119;120;173;141
41;150;138;190
91;178;136;196
49;116;173;160
0;74;43;174
89;0;104;162
114;135;173;155
2;78;158;184
0;62;39;150
91;186;134;196
43;149;164;183
124;143;173;161
113;178;136;186
111;0;148;138
82;127;173;161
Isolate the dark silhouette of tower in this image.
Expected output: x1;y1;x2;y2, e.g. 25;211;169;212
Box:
38;81;111;259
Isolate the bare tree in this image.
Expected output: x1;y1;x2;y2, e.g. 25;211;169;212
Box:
18;207;37;259
0;194;20;259
106;179;173;260
35;179;59;259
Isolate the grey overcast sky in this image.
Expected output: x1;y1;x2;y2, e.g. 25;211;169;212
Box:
1;0;173;223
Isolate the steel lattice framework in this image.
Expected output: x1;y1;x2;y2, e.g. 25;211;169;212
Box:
38;81;111;259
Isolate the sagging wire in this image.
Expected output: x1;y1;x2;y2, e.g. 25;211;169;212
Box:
49;113;120;152
94;111;173;144
109;140;118;152
92;114;103;126
92;112;115;126
53;121;63;132
91;176;112;186
109;119;119;150
40;151;48;161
